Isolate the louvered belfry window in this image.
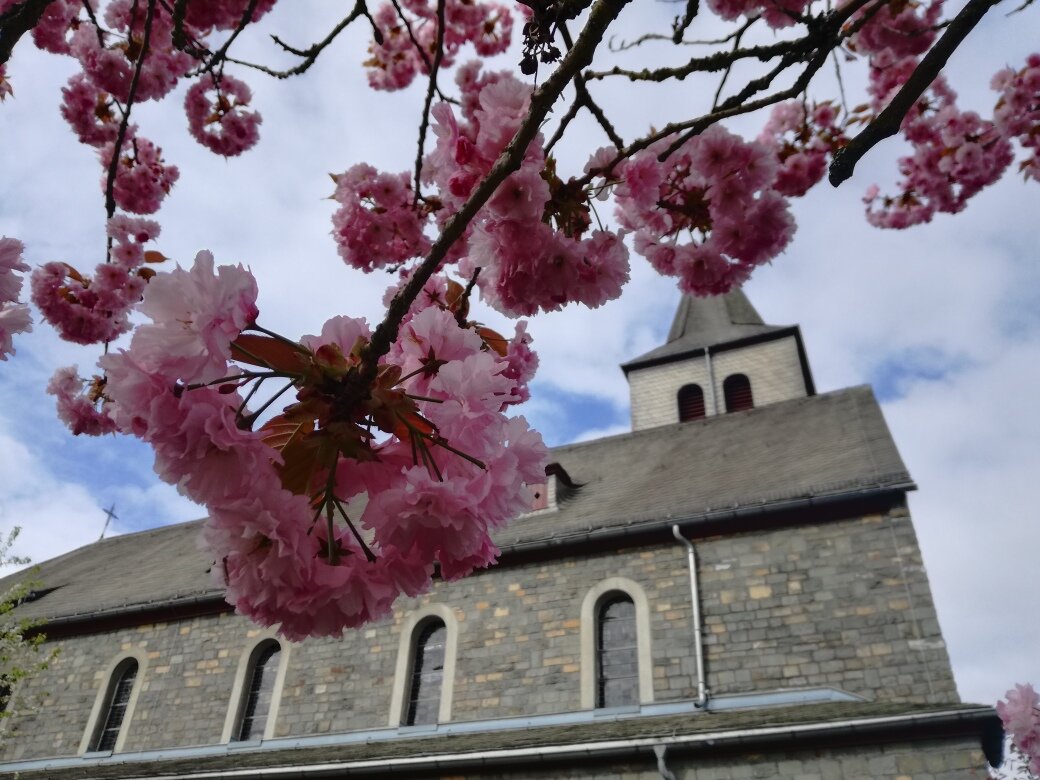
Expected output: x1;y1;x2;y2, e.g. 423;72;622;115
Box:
596;596;638;708
723;373;754;413
406;621;446;725
237;644;280;741
93;660;138;751
677;384;706;422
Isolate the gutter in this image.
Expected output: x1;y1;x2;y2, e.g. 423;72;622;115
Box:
61;706;1000;779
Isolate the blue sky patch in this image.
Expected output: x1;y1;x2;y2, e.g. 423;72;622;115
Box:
868;347;970;402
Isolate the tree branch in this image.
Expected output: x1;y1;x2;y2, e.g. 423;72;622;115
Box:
103;0;157;221
413;0;446;201
828;0;1002;186
672;0;699;42
359;0;632;389
0;0;58;65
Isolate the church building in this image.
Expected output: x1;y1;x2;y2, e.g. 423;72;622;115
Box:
0;292;1003;779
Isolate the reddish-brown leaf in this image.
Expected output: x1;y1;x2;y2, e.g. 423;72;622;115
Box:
476;326;509;356
62;263;87;284
143;250;168;263
231;333;308;372
260;415;322;495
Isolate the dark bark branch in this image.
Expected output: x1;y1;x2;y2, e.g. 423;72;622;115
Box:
413;0;446;200
198;0;259;75
586;37;806;82
711;22;748;110
103;0;157;222
559;22;623;148
358;0;632;391
829;0;1002;186
230;1;371;79
672;0;699;42
0;0;57;65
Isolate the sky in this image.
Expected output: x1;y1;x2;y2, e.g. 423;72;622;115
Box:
0;1;1036;711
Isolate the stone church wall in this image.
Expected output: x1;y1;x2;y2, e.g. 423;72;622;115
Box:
0;507;957;762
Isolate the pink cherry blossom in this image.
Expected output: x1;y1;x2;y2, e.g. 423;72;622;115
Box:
997;684;1040;775
185;74;262;157
31;259;147;345
614;125;794;295
992;54;1040;181
131;250;258;383
0;303;32;360
46;366;118;436
0;237;30;304
100;135;180;215
331;164;431;272
61;74;121;147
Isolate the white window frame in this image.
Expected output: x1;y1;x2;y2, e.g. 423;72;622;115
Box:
221;634;291;743
79;650;147;754
580;577;654;709
388;603;459;726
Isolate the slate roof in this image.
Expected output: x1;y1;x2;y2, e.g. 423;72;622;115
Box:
0;701;999;779
622;290;788;370
0;385;910;623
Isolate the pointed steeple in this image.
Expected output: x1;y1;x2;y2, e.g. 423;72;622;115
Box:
623;290;785;373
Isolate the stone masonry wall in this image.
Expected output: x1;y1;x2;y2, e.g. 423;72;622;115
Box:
628;336;807;431
1;508;958;761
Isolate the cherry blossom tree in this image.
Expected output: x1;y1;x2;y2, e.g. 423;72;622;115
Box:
0;0;1037;649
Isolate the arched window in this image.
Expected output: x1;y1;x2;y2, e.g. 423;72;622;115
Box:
405;620;447;726
580;578;653;710
91;659;138;752
723;373;754;413
235;642;281;741
596;596;639;708
677;384;706;422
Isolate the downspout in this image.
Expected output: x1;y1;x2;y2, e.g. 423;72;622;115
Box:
653;744;677;780
704;347;718;415
672;525;709;708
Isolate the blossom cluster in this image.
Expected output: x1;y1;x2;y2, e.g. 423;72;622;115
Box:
847;0;1019;228
11;0;273;223
998;684;1040;776
364;0;513;91
0;238;33;360
31;216;162;345
612;126;794;296
334;66;631;314
84;252;545;638
992;55;1040;182
759;101;847;198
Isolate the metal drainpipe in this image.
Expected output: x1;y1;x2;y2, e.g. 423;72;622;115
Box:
653;744;678;780
672;525;709;708
704;347;718;415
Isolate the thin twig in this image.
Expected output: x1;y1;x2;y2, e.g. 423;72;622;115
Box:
711;22;748;111
231;0;371;80
560;21;623;148
198;0;259;75
413;0;446;202
829;0;1002;186
103;0;157;225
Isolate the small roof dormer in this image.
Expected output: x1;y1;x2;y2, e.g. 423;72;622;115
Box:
622;290;815;432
